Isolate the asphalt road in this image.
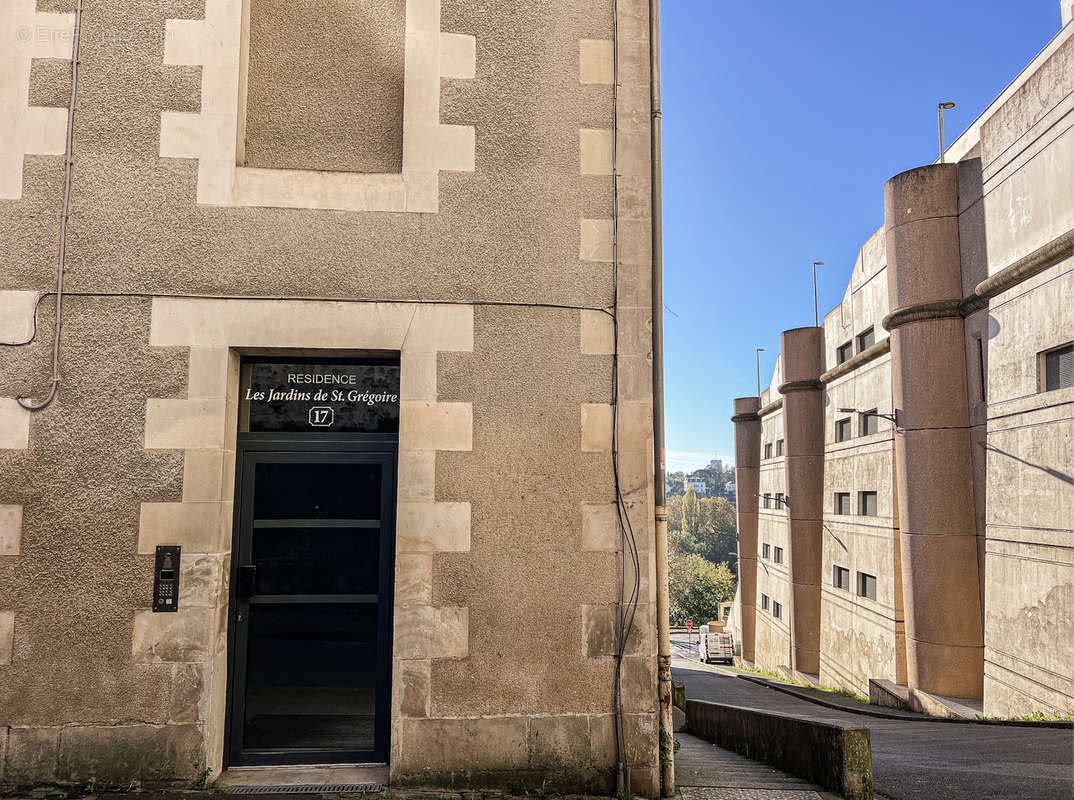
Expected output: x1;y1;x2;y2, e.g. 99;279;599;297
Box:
672;657;1074;800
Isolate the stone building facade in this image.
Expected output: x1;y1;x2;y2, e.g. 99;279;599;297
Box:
730;8;1073;716
0;0;661;791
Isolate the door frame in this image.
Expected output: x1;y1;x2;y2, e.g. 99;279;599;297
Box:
224;434;398;767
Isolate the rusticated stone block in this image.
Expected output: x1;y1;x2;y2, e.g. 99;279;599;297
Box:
4;727;60;783
583;603;650;658
393;605;468;659
168;663;207;723
59;723;203;782
398;658;431;718
528;714;589;768
132;607;214;663
0;504;21;555
401;716;529;772
0;610;13;665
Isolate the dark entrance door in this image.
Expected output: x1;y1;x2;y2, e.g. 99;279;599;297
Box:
225;358;399;767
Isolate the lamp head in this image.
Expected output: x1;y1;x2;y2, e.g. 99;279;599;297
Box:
813;261;824;266
837;407;856;413
939;101;956;110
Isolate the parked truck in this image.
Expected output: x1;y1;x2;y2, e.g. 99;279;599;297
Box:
698;623;734;664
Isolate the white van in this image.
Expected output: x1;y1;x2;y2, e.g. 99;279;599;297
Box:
698;625;734;664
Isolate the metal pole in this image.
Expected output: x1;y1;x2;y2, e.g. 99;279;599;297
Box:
812;262;818;327
756;348;765;400
649;0;673;795
938;105;945;163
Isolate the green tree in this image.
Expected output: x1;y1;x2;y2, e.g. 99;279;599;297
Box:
682;487;700;536
697;496;738;570
666;495;683;534
668;554;737;626
666;471;685;497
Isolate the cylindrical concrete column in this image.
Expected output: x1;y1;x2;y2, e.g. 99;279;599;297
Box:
731;396;761;663
883;163;984;699
779;327;826;677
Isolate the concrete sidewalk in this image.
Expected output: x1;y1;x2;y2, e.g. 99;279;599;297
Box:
675;730;837;800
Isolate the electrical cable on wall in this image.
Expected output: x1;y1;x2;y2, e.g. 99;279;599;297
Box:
0;292;615;350
17;0;83;411
609;0;642;792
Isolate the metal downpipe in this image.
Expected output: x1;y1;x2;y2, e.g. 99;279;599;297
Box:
649;0;673;795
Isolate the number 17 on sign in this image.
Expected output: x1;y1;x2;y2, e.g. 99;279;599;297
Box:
308;407;334;427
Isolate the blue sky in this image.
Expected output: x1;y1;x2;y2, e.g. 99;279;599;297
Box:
660;0;1064;473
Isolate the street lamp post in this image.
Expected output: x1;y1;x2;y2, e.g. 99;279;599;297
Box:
938;101;956;163
812;261;824;327
755;348;765;400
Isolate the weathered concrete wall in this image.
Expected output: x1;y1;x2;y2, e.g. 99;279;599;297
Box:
732;397;761;663
980;33;1074;717
780;327;825;677
885;163;984;700
818;230;903;695
754;405;790;670
0;0;659;790
738;14;1071;717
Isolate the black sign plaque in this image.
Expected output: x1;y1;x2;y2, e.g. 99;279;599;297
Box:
239;359;400;433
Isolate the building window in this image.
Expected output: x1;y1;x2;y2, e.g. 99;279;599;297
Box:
976;334;986;401
775;438;784;456
764;442;773;459
1041;343;1074;392
857;572;877;601
773;546;784;564
834;492;851;515
761;593;769;611
772;601;783;619
775;492;785;508
762;543;771;559
837;341;853;364
835;418;852;442
833;565;850;591
762;493;772;509
857;327;875;352
860;409;879;436
859;491;878;516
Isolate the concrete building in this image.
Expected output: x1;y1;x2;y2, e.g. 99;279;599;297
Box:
729;7;1072;717
0;0;665;792
685;476;707;496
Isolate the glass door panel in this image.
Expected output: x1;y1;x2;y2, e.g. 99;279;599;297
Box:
228;450;394;766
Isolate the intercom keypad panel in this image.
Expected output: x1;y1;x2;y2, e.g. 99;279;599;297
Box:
153;545;181;612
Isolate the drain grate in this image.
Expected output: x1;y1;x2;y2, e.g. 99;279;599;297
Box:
228;784;386;795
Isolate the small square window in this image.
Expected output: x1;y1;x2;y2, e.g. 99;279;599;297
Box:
833;565;850;591
857;572;877;601
764;443;773;459
857;327;875;352
773;546;784;564
762;543;770;559
772;601;782;619
860;410;879;436
835;418;852;442
837;341;853;364
761;593;769;611
834;492;851;515
859;491;878;517
775;439;784;456
1041;343;1073;392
